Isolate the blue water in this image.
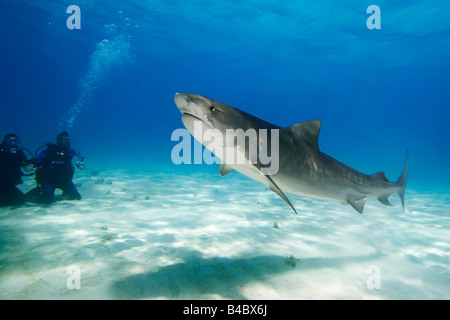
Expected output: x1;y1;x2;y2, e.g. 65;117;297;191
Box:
0;0;449;300
1;0;449;188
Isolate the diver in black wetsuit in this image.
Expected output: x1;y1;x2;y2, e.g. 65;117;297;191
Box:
26;131;85;204
0;134;32;206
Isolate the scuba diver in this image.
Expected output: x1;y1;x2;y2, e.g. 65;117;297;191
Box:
26;131;85;204
0;133;33;207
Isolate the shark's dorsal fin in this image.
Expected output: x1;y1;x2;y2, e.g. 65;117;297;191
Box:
286;120;321;151
219;163;234;176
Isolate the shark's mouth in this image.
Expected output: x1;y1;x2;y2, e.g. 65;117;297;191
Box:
181;113;213;137
181;112;212;130
181;112;203;123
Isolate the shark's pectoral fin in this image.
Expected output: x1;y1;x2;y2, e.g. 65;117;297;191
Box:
348;198;367;214
219;163;234;176
265;174;298;215
250;163;297;214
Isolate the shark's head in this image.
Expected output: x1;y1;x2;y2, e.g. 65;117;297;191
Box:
174;92;240;134
174;92;280;176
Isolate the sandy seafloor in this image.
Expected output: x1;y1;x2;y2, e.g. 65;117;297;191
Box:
0;166;449;300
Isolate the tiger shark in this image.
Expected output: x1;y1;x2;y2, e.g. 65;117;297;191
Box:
174;92;408;214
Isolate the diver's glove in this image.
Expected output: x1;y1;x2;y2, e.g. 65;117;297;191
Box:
76;157;85;170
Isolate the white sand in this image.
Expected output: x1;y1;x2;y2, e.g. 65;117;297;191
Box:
0;167;449;299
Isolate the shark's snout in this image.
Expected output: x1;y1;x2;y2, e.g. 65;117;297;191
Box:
174;92;188;102
174;92;190;113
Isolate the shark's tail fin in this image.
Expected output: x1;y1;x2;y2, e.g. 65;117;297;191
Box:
396;150;409;210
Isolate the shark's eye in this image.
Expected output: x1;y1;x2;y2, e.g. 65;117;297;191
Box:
209;106;216;112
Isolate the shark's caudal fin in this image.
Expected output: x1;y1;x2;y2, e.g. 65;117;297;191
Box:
374;150;409;211
396;150;409;210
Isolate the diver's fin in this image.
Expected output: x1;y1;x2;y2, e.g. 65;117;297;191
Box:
265;174;298;214
219;163;234;176
348;198;367;214
377;194;393;206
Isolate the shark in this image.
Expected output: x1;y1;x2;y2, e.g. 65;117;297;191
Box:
174;92;408;214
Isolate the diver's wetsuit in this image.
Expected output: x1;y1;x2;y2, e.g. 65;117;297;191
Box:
0;144;28;206
27;143;81;204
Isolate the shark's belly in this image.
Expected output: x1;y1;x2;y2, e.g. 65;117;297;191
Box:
277;174;345;201
274;164;395;202
218;146;390;204
273;153;372;202
230;162;345;201
231;164;272;186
